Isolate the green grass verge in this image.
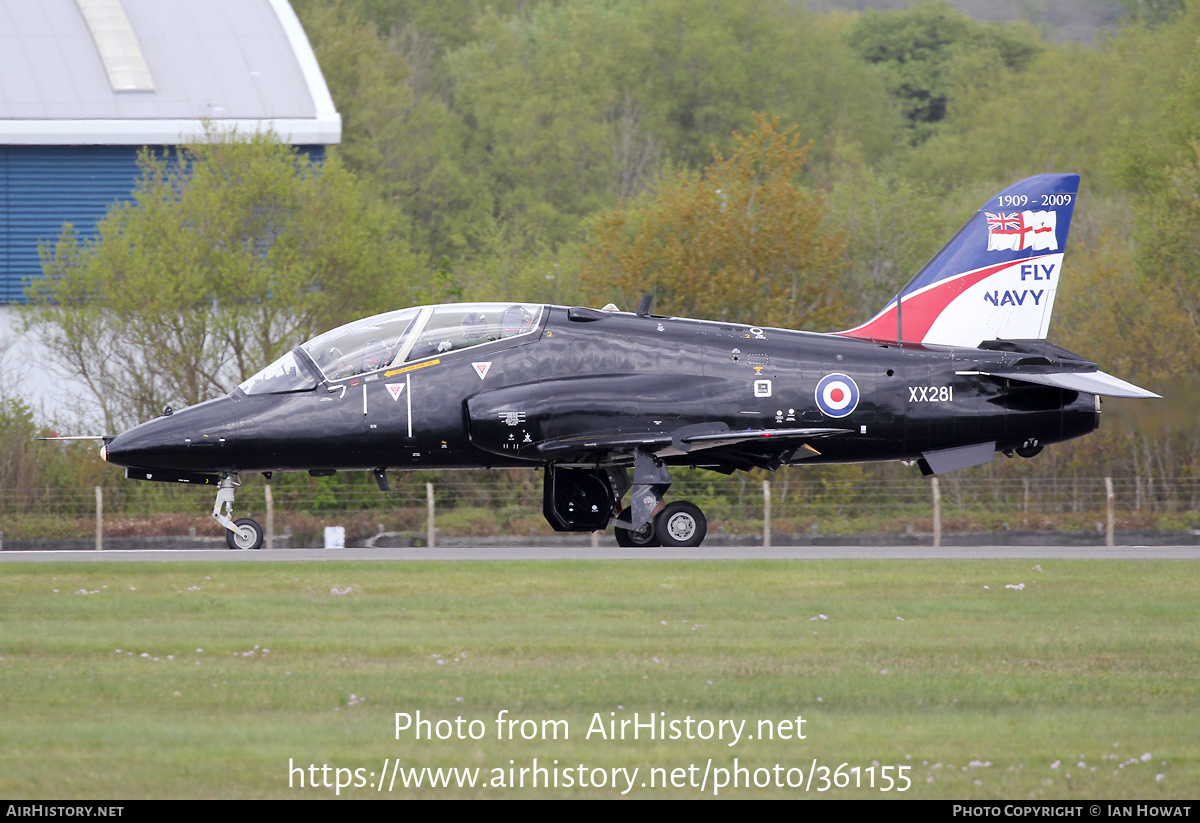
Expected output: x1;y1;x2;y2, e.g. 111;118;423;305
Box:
0;560;1196;798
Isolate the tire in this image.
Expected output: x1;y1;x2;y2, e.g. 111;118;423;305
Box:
654;501;707;548
226;517;264;550
613;507;660;547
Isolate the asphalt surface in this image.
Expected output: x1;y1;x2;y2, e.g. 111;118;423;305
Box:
3;545;1199;561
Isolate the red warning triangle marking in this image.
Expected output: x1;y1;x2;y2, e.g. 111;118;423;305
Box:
473;362;492;380
386;383;405;400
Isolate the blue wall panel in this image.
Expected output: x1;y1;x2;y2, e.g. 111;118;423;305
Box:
0;145;145;303
0;144;327;304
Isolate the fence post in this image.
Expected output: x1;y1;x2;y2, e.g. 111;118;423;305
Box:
931;477;941;547
426;482;436;549
1105;476;1114;547
95;486;103;551
762;480;771;548
264;485;274;550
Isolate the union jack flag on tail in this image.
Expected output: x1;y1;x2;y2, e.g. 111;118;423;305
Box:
986;210;1057;252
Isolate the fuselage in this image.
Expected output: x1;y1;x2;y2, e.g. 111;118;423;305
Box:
102;304;1099;478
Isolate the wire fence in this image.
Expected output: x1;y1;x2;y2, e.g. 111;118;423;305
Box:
2;472;1199;548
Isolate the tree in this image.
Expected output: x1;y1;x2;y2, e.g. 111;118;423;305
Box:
1122;6;1200;370
1119;0;1187;26
1135;145;1200;354
579;114;848;330
297;2;486;261
824;150;950;323
445;0;901;249
844;0;1041;142
26;130;428;431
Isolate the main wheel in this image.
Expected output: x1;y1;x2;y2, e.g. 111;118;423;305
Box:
613;507;660;547
226;517;264;550
654;501;707;548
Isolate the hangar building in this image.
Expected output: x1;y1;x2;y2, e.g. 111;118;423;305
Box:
0;0;341;303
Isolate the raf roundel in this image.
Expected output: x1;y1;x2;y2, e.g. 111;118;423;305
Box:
815;373;860;418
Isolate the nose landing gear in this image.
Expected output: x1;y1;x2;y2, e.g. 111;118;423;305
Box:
213;474;265;550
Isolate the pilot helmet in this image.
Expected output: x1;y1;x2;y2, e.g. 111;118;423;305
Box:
500;305;532;338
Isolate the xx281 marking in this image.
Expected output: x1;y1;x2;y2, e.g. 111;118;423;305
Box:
909;386;953;402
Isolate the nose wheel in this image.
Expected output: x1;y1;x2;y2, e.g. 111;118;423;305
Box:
226;518;265;550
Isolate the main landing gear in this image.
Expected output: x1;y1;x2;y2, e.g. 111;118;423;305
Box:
542;458;710;548
613;501;708;548
611;452;708;548
213;474;264;550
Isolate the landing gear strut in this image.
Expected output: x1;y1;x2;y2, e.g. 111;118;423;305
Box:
213;474;264;550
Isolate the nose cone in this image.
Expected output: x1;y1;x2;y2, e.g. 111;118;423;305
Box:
103;396;241;472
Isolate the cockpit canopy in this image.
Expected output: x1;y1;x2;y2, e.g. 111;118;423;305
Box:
238;303;544;395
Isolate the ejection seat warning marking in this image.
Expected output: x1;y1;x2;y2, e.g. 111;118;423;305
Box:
385;359;440;378
386;383;405;400
473;362;492;380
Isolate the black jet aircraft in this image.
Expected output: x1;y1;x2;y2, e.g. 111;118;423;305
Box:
91;173;1158;548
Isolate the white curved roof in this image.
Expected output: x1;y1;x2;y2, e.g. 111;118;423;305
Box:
0;0;340;144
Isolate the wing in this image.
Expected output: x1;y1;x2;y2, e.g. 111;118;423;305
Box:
465;376;852;471
536;422;853;469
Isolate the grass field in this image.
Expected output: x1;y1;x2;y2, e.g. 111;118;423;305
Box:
0;559;1196;799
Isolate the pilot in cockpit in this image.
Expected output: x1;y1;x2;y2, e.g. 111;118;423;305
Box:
499;305;534;339
361;337;395;373
460;311;494;346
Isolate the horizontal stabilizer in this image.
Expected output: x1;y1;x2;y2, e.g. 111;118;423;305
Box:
984;370;1160;399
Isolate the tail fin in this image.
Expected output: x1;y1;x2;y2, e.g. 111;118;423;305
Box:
839;173;1079;348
